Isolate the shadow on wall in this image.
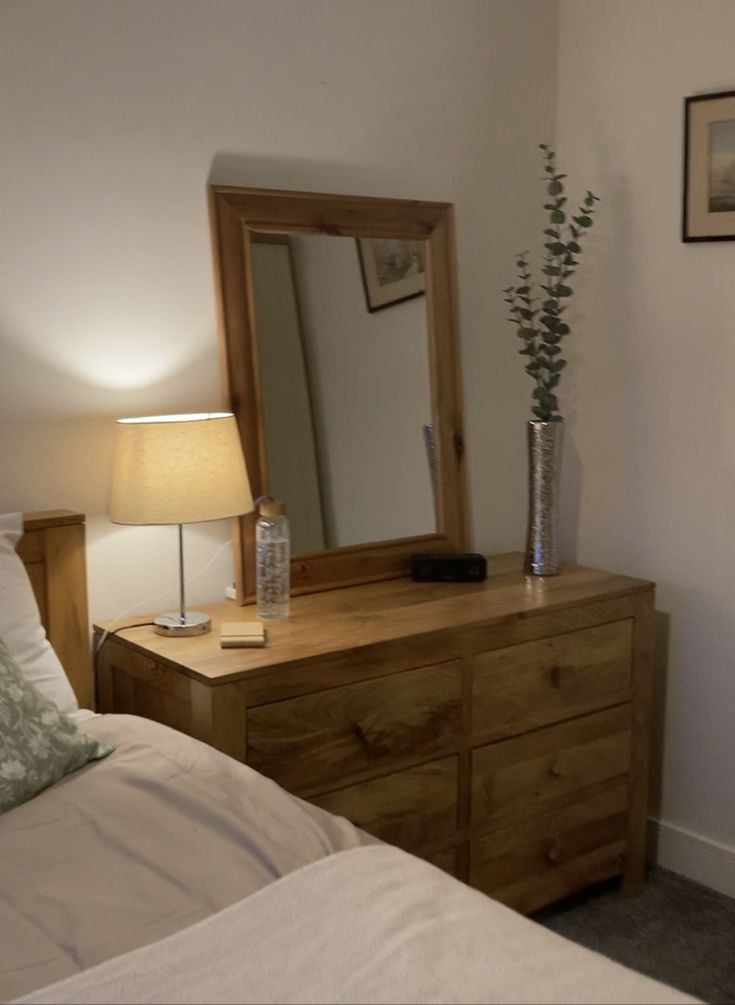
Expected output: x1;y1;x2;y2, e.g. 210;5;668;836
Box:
559;429;583;566
207;151;444;202
556;158;640;570
646;609;671;864
650;610;671;821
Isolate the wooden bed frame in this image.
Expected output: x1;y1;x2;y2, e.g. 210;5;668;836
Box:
17;510;91;708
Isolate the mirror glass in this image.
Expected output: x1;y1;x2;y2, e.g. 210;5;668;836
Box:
251;233;436;555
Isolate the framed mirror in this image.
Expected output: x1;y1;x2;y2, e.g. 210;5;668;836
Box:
208;185;468;600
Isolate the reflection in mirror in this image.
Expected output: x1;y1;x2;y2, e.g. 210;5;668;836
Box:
252;234;436;556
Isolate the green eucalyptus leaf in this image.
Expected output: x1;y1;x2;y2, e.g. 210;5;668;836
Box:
506;146;599;415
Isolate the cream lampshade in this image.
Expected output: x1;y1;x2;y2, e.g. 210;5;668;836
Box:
109;412;253;636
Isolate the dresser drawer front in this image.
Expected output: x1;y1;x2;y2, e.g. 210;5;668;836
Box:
247;661;462;794
309;757;458;851
471;705;632;828
470;783;628;913
472;620;632;741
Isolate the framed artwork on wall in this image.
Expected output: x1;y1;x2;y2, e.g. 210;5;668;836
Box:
356;237;426;311
683;88;735;241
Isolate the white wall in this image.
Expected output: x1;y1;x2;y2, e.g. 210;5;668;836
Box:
556;0;735;894
291;234;433;548
0;0;558;624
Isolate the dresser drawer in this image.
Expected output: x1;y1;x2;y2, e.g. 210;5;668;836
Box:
309;757;458;851
471;705;632;829
246;661;462;794
420;844;460;877
471;782;628;913
472;620;632;741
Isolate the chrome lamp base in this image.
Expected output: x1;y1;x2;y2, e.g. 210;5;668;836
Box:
153;611;211;637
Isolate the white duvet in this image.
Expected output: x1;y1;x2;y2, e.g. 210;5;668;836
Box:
15;844;698;1005
1;714;699;1005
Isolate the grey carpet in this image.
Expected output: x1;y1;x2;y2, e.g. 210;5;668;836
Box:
534;868;735;1004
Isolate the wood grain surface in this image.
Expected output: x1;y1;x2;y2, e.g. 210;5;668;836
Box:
471;705;632;828
20;511;91;708
310;757;458;851
472;619;633;742
247;661;462;794
94;557;656;914
208;185;468;599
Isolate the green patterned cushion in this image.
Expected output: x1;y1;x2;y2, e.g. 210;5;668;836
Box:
0;638;113;814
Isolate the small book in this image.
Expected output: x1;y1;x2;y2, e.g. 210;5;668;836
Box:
220;621;267;648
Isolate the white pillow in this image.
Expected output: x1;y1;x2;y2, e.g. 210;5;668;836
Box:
0;512;79;715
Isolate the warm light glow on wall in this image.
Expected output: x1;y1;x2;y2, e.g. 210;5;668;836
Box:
67;329;201;390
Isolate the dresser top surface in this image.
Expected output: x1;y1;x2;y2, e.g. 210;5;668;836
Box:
94;554;653;685
95;554;651;687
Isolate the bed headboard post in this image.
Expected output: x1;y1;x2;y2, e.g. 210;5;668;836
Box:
18;511;92;709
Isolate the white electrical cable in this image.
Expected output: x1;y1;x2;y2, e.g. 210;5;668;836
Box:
95;536;233;654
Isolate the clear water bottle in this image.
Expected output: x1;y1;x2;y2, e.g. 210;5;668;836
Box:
256;498;290;619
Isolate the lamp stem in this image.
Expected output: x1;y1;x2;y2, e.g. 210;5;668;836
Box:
177;523;186;626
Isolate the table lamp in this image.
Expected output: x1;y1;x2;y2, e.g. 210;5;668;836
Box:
109;412;253;636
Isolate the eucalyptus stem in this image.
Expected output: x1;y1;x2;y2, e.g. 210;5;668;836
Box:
502;145;599;422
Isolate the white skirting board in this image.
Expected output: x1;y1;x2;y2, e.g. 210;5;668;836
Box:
650;817;735;899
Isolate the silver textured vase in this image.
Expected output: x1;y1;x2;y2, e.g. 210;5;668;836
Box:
524;419;563;576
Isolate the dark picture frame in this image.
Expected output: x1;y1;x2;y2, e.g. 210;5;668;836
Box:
356;237;426;312
683;89;735;242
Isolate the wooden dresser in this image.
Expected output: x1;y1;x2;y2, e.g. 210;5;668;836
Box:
94;554;655;914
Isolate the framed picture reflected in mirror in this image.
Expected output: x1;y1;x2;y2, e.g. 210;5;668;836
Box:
357;236;426;311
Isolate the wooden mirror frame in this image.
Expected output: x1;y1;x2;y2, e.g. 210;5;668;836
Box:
208;185;468;601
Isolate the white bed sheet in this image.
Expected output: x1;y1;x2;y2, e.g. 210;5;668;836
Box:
0;713;373;1002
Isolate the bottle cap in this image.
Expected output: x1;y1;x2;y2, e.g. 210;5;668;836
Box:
259;498;285;517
